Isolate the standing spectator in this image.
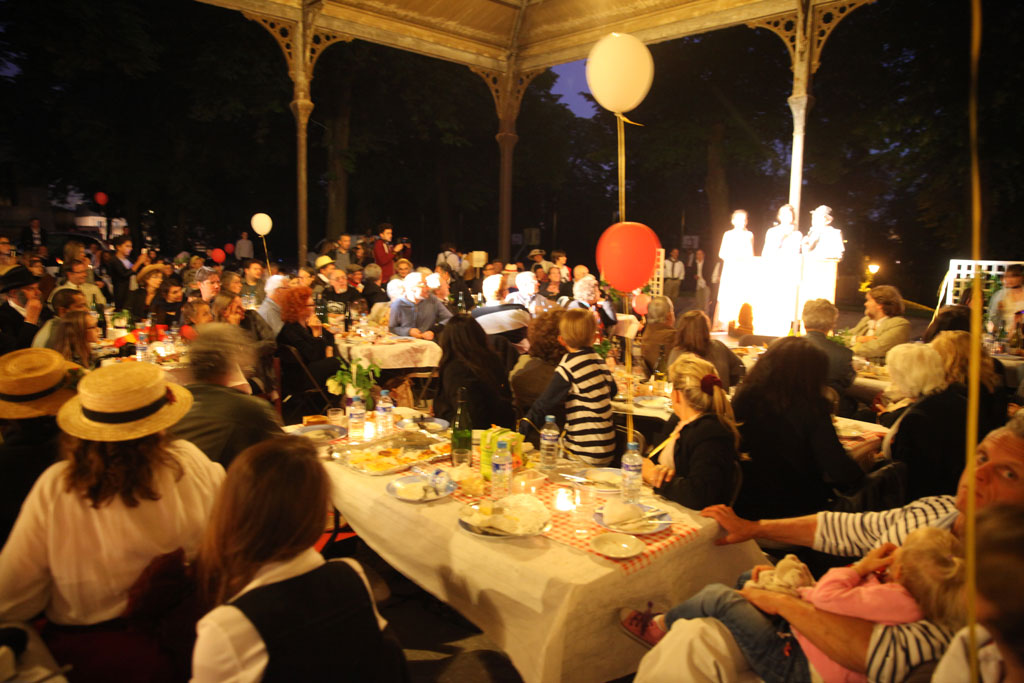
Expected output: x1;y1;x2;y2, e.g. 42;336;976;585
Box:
849;285;911;363
351;242;369;267
692;249;710;314
527;249;554;275
234;231;255;260
18;217;46;253
551;249;570;283
436;242;466;277
334;234;352;270
525;309;617;464
171;323;283;468
662;248;685;301
372;223;406;282
108;236;150;308
0;266;45;353
239;259;266;305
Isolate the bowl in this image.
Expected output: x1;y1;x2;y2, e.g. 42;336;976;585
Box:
590;532;645;559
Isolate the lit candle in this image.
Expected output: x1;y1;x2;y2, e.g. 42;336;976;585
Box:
554;487;576;512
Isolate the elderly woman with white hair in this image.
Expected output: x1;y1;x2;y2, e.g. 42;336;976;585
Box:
884;343;969;500
388;271;452;340
567;275;617;337
506;271;560;317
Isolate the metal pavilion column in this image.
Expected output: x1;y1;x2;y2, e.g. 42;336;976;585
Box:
748;0;875;224
246;3;349;266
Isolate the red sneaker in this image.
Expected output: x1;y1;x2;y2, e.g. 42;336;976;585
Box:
619;603;667;648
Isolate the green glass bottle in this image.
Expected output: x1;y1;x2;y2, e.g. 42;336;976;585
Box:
451;386;472;467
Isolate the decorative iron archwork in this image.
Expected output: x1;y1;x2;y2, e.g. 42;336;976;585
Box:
243;11;351;79
746;0;875;73
470;66;545;120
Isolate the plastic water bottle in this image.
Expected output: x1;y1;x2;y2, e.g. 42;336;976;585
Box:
620;441;642;504
348;397;366;442
376;390;394;435
491;440;513;499
539;415;560;472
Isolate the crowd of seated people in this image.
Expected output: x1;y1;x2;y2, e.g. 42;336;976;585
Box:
1;230;1021;681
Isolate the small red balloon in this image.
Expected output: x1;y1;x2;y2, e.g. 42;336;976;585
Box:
94;192;109;206
596;221;662;292
211;248;226;264
224;243;235;254
632;292;651;316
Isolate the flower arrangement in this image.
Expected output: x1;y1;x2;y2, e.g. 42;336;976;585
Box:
327;357;381;409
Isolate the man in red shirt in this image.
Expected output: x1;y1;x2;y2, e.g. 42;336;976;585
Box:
372;223;406;281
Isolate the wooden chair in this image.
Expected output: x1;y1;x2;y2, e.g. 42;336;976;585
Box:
280;344;335;415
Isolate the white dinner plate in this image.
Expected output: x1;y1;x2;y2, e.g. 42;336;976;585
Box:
386;475;456;503
572;467;623;492
397;417;450;433
292;424;348;445
590;532;645;559
594;504;670;535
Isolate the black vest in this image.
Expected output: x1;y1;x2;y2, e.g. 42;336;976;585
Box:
231;560;407;682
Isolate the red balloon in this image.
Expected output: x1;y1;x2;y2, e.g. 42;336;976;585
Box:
224;243;235;255
595;221;662;292
632;292;651;316
211;248;226;264
94;192;109;206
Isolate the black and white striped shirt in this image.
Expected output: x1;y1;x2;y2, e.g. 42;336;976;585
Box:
525;348;616;464
814;496;959;682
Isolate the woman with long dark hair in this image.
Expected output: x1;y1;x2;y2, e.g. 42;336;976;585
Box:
731;336;863;519
432;314;515;427
667;310;745;390
193;436;406;681
0;363;223;680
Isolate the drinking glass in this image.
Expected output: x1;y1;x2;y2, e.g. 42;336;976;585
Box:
451;448;472;468
327;408;347;428
572;487;598;537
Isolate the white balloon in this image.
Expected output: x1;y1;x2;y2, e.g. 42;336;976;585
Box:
585;33;654;114
250;212;273;236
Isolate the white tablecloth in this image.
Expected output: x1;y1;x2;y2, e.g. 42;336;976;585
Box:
322;462;765;683
334;337;441;369
994;353;1024;389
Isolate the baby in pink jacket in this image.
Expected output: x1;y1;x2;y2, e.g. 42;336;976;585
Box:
793;527;965;681
636;527;965;683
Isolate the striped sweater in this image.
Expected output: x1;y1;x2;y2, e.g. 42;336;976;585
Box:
813;496;959;682
525;348;616;464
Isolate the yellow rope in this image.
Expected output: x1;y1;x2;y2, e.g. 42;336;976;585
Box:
966;0;982;680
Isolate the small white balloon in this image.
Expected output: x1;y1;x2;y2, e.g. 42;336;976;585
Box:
250;212;273;236
585;33;654;114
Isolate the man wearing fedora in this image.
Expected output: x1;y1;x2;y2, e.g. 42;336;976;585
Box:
313;255;335;297
0;348;81;543
802;205;845;260
528;248;554;276
0;265;50;354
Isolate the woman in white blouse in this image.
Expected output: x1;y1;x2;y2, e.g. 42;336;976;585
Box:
0;362;225;679
193;435;407;682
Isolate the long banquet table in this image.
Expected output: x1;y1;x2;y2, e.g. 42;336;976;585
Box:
322;460;766;683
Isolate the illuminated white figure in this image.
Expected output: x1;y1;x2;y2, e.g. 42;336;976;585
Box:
802;205;845;260
756;204;804;336
716;209;755;326
761;204;802;257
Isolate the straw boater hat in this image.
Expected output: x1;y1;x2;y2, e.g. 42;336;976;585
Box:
315;255;335;271
57;362;192;441
0;349;82;419
135;264;165;286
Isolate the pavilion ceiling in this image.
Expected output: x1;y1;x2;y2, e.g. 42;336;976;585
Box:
198;0;823;73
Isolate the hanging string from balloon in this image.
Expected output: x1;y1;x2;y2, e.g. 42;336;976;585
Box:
614;111;643;443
